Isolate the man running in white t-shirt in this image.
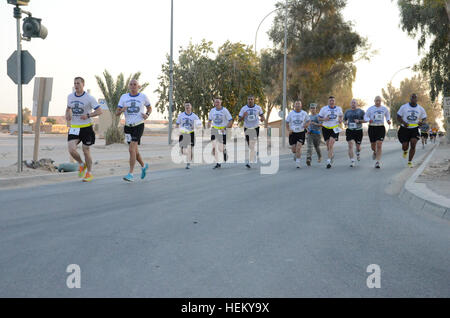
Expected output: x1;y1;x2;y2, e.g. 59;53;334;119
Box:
116;79;151;182
239;95;265;169
286;100;310;169
364;96;391;169
176;102;200;170
66;77;103;182
208;98;233;169
318;96;344;169
397;93;427;168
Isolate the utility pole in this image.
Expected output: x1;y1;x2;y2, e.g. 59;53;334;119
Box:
168;0;174;145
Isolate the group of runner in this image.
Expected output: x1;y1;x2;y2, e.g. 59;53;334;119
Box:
65;77;430;182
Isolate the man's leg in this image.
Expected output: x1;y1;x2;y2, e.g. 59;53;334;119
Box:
129;142;138;174
376;141;383;161
348;140;354;160
306;134;313;160
296;142;303;159
409;138;418;162
327;138;335;159
313;134;322;161
136;148;145;168
68;140;83;165
82;145;93;172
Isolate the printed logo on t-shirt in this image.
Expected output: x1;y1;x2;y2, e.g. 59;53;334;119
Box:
127;101;140;114
72;102;84;115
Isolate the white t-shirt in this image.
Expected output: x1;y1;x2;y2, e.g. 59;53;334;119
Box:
239;105;264;128
318;105;343;128
176;112;200;133
364;105;391;126
286;110;310;133
397;103;427;128
209;107;233;128
118;93;151;126
67;92;100;127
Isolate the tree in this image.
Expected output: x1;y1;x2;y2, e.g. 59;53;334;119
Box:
155;40;265;125
215;41;265;121
45;118;57;125
382;75;442;127
155;40;216;125
268;0;371;107
260;49;284;125
397;0;450;101
14;107;31;124
96;70;148;145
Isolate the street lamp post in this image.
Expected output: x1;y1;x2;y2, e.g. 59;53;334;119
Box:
168;0;174;145
282;0;288;148
254;2;288;148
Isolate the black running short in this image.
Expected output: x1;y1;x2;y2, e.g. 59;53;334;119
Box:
179;132;195;148
211;128;227;144
421;132;428;139
289;131;306;146
322;127;339;142
68;125;96;146
124;123;145;145
398;126;420;144
368;126;386;143
346;129;363;144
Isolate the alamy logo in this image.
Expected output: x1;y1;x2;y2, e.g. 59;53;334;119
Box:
171;127;280;175
366;264;381;289
66;264;81;289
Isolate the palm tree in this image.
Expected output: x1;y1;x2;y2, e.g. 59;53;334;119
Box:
96;70;149;145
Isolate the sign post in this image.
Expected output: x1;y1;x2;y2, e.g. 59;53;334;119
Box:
444;97;450;142
32;77;53;162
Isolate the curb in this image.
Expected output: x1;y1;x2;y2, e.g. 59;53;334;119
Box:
0;171;80;190
399;142;450;221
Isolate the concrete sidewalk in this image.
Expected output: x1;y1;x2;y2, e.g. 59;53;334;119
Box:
400;138;450;220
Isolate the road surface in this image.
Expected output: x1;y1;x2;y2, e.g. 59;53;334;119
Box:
0;140;449;297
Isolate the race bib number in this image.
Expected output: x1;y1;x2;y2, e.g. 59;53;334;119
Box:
218;129;225;135
349;123;357;129
333;127;342;134
247;114;256;121
69;128;80;136
125;134;132;143
375;113;383;121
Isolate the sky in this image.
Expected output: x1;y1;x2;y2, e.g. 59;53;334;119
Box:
0;0;421;119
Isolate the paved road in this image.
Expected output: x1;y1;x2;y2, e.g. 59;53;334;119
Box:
0;140;449;297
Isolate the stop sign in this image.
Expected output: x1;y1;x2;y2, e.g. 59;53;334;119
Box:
7;50;36;85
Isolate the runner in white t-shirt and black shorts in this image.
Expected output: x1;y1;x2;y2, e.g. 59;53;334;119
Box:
208;98;233;169
238;95;265;169
66;77;103;182
318;96;344;169
364;96;391;169
286;100;310;169
176;102;200;170
397;94;427;168
116;79;151;182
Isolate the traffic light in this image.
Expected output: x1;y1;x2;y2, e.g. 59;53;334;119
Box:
7;0;30;5
22;17;48;39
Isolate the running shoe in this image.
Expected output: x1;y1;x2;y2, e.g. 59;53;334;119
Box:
350;161;355;168
82;172;93;182
141;163;149;179
78;163;87;178
375;162;381;169
213;163;221;169
306;158;311;166
356;153;361;161
408;162;414;168
296;161;301;169
246;164;251;169
403;151;408;159
326;162;332;169
123;173;134;182
186;163;190;170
